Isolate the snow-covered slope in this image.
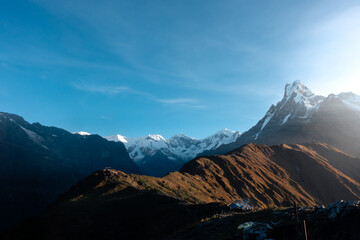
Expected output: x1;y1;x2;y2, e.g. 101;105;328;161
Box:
336;92;360;112
106;129;241;163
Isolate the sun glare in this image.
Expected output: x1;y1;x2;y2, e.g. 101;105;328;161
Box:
291;6;360;97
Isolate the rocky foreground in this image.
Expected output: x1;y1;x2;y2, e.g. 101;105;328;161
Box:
175;200;360;240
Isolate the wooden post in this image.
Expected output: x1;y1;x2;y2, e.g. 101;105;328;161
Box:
303;220;308;240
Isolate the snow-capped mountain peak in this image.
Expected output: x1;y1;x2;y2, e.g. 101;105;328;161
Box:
282;81;322;109
281;81;324;116
169;133;196;140
105;134;128;143
251;81;327;140
245;81;360;143
200;128;241;149
284;80;313;100
105;129;241;163
146;134;166;142
214;128;237;136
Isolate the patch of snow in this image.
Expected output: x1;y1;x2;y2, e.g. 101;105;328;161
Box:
106;134;128;143
147;134;166;141
19;125;44;146
261;114;273;131
282;113;292;125
75;131;92;136
254;107;276;139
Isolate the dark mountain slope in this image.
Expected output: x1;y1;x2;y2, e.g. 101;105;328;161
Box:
0;112;140;230
300;142;360;183
269;143;360;204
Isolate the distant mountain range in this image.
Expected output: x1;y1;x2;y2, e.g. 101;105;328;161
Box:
103;80;360;176
3;142;360;239
0;112;140;230
105;129;241;176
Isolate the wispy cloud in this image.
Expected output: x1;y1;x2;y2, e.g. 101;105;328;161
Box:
155;98;197;104
155;98;205;109
31;0;269;97
72;83;130;95
72;82;203;108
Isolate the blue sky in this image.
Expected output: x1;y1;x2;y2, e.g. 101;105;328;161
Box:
1;0;360;138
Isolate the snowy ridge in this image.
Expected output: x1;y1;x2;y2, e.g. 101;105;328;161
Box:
281;113;292;125
105;128;241;163
251;81;360;141
253;81;325;139
337;92;360;112
281;80;324;118
106;134;128;143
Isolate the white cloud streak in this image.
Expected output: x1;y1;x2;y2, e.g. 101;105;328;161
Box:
156;98;197;104
72;82;202;108
72;83;130;95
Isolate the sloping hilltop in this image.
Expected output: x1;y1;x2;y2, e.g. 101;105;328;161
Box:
2;142;360;239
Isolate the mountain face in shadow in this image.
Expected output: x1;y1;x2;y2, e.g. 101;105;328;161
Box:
207;81;360;157
3;142;360;239
0;112;140;231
